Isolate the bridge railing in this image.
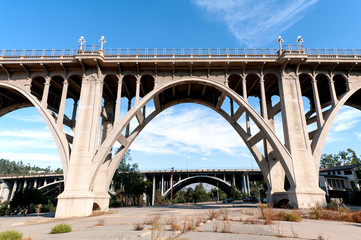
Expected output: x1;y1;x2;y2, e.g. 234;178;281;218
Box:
1;48;361;59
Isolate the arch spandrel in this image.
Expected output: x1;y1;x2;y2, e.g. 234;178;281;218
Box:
90;78;295;192
0;82;70;182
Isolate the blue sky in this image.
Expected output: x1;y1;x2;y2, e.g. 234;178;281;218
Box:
1;0;361;171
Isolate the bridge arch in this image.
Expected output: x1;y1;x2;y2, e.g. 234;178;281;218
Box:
90;77;295;206
311;84;361;168
162;175;232;199
0;82;70;181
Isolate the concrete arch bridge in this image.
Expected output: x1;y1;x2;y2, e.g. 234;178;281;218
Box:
142;169;263;203
1;46;361;218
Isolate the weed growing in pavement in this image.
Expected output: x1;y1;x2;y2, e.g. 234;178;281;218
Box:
50;223;72;234
0;230;23;240
144;213;161;225
206;209;218;220
219;208;229;220
134;222;145;231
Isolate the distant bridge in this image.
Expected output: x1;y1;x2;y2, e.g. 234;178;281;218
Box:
141;169;262;205
0;174;63;202
1;169;262;204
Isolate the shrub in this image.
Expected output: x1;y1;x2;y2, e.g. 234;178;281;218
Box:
311;205;323;219
50;223;72;234
0;230;23;240
352;211;361;223
277;211;302;222
171;221;181;231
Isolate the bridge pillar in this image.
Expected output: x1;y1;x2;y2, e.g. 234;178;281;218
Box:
56;74;103;218
279;72;326;208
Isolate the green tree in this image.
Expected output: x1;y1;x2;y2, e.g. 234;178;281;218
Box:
185;187;194;202
320;149;361;168
111;150;151;207
10;188;48;210
194;183;210;202
230;185;241;200
174;190;186;203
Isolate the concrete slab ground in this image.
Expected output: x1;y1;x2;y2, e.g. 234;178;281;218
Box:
0;203;360;239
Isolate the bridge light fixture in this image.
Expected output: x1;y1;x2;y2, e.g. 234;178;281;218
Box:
78;36;86;50
296;36;304;50
276;36;284;50
99;36;106;50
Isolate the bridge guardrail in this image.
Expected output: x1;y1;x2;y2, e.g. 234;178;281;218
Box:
1;48;361;60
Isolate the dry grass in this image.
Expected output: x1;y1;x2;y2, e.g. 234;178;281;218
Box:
134;222;145;231
206;209;218;220
181;216;196;233
144;213;161;225
352;211;361;223
221;221;232;233
219;208;229;221
276;211;302;222
258;204;275;225
95;216;105;226
243;218;259;224
171;221;182;231
212;221;220;232
195;215;206;226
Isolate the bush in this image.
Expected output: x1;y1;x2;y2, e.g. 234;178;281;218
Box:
50;223;72;234
0;230;23;240
352;211;361;223
277;211;302;222
0;202;9;216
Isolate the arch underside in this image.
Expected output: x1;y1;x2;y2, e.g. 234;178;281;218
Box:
162;175;232;199
0;83;70;180
92;78;296;195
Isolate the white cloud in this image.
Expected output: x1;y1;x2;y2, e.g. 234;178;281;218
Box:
8;115;44;123
192;0;318;46
130;106;247;156
1;152;60;162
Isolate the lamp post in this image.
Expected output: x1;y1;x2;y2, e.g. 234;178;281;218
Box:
99;36;106;50
78;36;86;50
171;167;174;205
296;36;304;50
276;36;284;51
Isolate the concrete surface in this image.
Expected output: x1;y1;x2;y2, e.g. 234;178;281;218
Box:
0;203;360;239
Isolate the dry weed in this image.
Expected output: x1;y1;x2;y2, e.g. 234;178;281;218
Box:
171;221;182;231
96;216;105;226
144;213;161;225
221;221;232;233
206;209;218;220
134;222;145;231
212;221;220;232
219;208;229;221
258;204;275;225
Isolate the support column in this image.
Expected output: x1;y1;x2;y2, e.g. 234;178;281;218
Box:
161;175;164;195
232;174;235;186
33;179;38;189
242;79;251;135
125;99;131;137
311;77;324;128
241;175;246;193
92;100;115;211
56;74;104;218
41;76;51;108
328;78;338;106
279;72;326;208
152;175;156;206
135;76;141;103
114;75;123;123
57;78;69;130
10;180;18;200
246;174;250;195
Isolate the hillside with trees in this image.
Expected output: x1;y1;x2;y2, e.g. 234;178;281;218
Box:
0;159;62;176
